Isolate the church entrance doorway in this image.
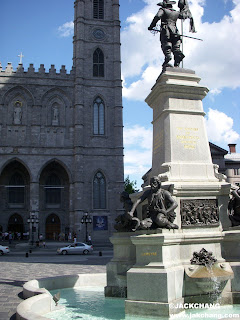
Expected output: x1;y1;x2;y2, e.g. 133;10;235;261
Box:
8;213;24;234
45;214;61;240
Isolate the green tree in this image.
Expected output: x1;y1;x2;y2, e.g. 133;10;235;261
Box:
124;176;138;194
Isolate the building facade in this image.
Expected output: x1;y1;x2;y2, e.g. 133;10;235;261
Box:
0;0;124;243
224;144;240;186
209;143;240;186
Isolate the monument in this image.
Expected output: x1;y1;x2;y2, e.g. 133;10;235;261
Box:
148;0;196;70
105;0;240;318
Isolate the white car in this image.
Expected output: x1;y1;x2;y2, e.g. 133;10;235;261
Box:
0;244;10;255
57;242;93;255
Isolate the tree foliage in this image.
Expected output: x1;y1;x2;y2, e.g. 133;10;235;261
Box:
124;175;138;194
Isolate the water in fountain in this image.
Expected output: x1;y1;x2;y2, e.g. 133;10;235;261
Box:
207;265;222;304
45;287;240;320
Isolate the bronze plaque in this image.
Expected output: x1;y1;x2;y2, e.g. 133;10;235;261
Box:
180;199;219;227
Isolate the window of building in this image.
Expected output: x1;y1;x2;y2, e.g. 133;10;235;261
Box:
93;172;106;209
8;173;25;204
234;169;240;175
45;174;62;206
93;48;104;77
93;97;105;135
93;0;104;19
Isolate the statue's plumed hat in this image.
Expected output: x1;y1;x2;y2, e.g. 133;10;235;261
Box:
157;0;176;6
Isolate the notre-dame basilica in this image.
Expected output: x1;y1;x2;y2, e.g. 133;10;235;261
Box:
0;0;124;243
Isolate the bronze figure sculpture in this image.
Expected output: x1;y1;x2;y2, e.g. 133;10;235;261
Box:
128;176;179;229
114;191;140;232
190;248;217;267
228;187;240;227
148;0;196;70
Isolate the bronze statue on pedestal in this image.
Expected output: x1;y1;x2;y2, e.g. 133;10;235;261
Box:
148;0;197;70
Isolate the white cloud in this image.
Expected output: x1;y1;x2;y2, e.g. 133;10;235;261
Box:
124;124;152;150
205;108;240;144
122;0;240;100
124;125;152;178
58;21;74;37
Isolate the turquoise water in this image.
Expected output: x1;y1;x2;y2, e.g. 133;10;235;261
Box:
46;287;240;320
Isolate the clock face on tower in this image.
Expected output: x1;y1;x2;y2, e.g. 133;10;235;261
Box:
93;28;105;40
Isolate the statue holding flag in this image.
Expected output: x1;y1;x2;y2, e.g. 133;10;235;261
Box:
148;0;196;71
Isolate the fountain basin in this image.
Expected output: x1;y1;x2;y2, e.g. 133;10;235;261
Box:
16;274;106;320
16;272;240;320
184;263;234;297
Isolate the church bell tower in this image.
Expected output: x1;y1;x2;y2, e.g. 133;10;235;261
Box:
71;0;124;241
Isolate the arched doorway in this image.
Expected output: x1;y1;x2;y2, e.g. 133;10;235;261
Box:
45;214;61;240
8;213;24;234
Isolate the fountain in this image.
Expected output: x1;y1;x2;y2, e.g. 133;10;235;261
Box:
105;65;239;320
104;65;240;317
104;1;240;315
184;249;234;303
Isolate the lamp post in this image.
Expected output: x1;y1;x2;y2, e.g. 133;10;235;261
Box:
81;212;92;243
27;212;39;246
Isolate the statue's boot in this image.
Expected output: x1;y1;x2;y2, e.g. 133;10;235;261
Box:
174;51;185;67
162;53;173;70
166;222;179;229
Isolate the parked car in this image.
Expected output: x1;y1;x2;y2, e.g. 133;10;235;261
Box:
57;242;93;255
0;244;10;255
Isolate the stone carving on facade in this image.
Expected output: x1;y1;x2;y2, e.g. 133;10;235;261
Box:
213;164;227;182
228;187;240;227
13;100;23;125
52;104;59;126
181;199;219;227
190;248;217;267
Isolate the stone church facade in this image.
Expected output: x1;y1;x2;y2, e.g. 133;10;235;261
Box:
0;0;124;243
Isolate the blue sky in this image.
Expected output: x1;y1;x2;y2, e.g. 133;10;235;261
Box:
1;0;240;188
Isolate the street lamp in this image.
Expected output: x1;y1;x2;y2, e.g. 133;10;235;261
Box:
81;212;92;243
27;212;39;246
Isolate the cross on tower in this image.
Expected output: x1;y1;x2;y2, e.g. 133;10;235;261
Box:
18;52;24;64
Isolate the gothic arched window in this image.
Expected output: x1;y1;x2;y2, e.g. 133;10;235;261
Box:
93;97;105;135
8;173;25;204
45;173;62;205
93;0;104;19
93;48;104;77
93;172;106;209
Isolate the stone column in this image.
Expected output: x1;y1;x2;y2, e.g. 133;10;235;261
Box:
29;182;39;242
145;68;231;230
146;68;214;181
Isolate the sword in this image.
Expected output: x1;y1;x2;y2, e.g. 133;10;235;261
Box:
150;28;203;41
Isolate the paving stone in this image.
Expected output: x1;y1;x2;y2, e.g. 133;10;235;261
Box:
0;247;112;320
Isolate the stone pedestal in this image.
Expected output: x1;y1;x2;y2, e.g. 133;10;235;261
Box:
104;232;138;297
146;68;215;182
144;68;231;230
125;229;232;317
125;68;233;317
222;227;240;303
